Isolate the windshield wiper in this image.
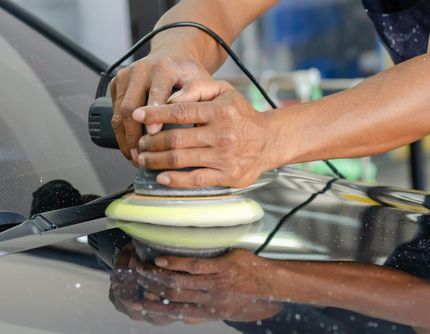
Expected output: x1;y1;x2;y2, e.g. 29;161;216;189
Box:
0;186;132;255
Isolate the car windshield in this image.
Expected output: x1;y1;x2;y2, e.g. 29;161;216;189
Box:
0;3;135;217
1;2;430;334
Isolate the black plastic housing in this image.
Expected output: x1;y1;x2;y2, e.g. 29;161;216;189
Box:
88;97;119;149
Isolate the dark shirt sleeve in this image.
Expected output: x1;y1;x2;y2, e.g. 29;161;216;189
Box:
363;0;420;13
362;0;430;63
384;215;430;280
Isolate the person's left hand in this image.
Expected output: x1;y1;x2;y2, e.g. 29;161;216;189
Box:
135;249;283;322
132;79;281;189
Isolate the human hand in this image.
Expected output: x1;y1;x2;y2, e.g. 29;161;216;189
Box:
110;50;211;164
135;249;283;322
132;79;280;188
109;243;177;325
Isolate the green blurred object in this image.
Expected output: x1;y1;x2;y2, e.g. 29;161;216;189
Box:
248;84;268;112
295;159;377;182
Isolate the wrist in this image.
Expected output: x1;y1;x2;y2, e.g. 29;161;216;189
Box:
151;27;226;73
260;107;305;170
268;260;327;305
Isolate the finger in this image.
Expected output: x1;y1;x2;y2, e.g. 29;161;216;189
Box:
156;169;224;189
138;148;218;170
133;102;215;125
147;73;178;135
137;268;214;290
114;243;134;268
141;300;222;320
119;75;149;156
111;73;133;161
144;292;161;302
137;277;212;304
167;79;232;104
154;256;222;274
139;127;210;152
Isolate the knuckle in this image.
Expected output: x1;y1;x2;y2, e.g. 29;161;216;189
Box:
150;59;172;76
138;154;147;167
116;68;129;81
219;80;233;90
111;114;123;131
168;151;184;168
215;130;237;147
149;86;168;98
157;57;174;69
119;101;136;117
217;104;236;120
193;172;207;187
172;104;190;123
167;132;183;148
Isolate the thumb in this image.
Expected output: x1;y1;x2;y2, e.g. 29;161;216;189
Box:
167;79;232;104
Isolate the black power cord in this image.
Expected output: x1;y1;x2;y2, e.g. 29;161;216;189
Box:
254;178;338;255
96;21;345;179
96;21;347;254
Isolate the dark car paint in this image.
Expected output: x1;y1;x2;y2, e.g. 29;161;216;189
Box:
0;3;430;334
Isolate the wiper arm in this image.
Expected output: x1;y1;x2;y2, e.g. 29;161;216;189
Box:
0;185;132;255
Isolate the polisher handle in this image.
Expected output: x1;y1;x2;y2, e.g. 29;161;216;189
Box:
88;97;119;149
88;97;194;149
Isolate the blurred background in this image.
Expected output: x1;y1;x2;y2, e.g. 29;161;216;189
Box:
10;0;429;190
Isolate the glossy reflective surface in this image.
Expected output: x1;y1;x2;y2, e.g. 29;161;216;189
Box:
1;4;430;334
0;7;135;217
104;169;430;333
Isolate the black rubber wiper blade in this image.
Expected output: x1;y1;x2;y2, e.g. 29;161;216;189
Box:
0;186;131;255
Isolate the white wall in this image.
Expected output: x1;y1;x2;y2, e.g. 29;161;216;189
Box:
76;0;132;64
10;0;132;64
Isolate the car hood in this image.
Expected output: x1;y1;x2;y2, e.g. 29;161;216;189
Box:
0;167;428;334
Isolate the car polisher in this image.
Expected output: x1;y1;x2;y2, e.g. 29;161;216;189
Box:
89;97;267;227
87;22;290;228
115;220;261;261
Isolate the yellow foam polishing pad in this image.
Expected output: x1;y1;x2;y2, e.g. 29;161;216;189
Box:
116;221;259;249
105;194;264;227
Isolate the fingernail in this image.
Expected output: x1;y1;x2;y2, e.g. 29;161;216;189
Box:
155;258;168;267
167;90;184;103
130;148;138;162
132;108;145;122
156;174;170;186
146;123;163;135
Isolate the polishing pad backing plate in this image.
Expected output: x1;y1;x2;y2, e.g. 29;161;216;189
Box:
106;194;264;227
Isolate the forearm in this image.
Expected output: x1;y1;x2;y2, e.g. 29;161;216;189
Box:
152;0;278;73
265;260;430;328
266;54;430;168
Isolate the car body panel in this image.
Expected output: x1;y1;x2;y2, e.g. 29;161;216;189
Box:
0;3;429;334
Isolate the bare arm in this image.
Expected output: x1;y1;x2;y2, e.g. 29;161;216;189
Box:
273;260;430;330
269;54;430;167
152;0;279;73
132;54;430;188
110;0;278;163
151;249;430;330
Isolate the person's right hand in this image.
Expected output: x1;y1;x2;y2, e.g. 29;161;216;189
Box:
110;49;211;164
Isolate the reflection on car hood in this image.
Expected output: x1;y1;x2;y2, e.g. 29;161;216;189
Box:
2;167;430;334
